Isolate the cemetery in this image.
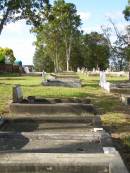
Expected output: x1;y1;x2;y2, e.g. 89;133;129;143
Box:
0;73;129;173
0;0;130;172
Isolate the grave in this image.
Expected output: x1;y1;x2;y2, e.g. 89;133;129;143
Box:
0;130;128;173
42;72;81;88
0;85;128;173
10;85;97;121
99;71;130;93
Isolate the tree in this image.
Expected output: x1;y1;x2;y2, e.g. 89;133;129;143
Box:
0;0;50;34
33;47;54;72
0;47;15;64
101;19;128;72
69;31;84;71
52;0;81;71
123;0;130;79
82;32;110;70
123;0;130;21
33;0;81;72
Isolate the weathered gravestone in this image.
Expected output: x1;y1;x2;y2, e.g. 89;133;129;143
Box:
12;85;23;103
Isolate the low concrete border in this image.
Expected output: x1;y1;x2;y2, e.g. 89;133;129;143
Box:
10;103;97;117
0;152;128;173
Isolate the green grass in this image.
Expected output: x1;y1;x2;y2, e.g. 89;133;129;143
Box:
0;73;130;170
0;74;130;140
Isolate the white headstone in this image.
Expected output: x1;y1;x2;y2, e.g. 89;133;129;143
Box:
24;67;30;74
77;67;80;72
99;71;106;88
42;70;47;82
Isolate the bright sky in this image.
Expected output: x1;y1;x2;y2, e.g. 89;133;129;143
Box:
0;0;128;65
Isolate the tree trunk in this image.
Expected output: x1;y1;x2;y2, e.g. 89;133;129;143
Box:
129;61;130;80
55;43;59;73
0;8;9;35
65;37;72;72
65;46;69;71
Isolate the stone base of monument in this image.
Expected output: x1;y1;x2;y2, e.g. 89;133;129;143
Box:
42;79;81;88
121;94;130;105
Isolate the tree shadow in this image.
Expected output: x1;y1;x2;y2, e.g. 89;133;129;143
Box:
0;132;29;151
0;118;39;132
0;78;27;80
4;140;103;154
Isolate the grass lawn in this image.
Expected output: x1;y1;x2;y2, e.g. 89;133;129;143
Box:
0;73;130;170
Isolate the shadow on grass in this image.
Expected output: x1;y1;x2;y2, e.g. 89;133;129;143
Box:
83;83;100;88
0;78;27;80
0;82;42;87
108;79;129;84
0;73;20;77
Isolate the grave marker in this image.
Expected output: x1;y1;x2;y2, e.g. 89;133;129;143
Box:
13;85;23;103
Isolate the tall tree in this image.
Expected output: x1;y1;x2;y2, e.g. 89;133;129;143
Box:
101;20;128;71
33;0;81;72
83;32;110;70
123;0;130;21
52;0;81;71
123;0;130;79
0;0;50;34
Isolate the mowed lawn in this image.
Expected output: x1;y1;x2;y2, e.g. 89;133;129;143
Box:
0;73;130;170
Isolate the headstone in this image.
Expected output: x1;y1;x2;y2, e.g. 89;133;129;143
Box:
24;67;30;74
93;68;96;72
13;85;23;103
42;70;47;82
99;71;106;87
77;67;80;73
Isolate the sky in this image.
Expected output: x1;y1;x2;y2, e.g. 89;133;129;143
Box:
0;0;128;65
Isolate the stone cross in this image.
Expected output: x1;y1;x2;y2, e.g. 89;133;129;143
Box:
12;85;23;103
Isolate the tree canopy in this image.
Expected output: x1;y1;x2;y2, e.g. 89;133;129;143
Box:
0;0;50;34
33;0;81;72
0;47;15;64
123;0;130;21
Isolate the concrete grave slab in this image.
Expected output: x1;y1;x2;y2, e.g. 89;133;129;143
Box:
43;79;81;88
0;152;128;173
0;116;101;132
0;131;112;153
43;72;81;88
